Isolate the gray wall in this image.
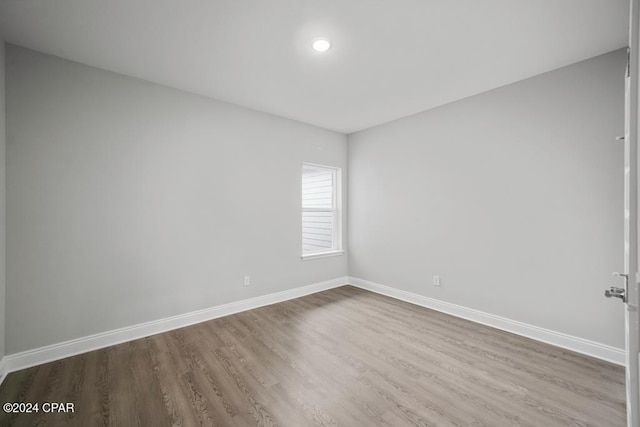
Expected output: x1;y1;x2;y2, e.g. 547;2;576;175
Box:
6;45;347;354
348;49;626;348
0;40;5;359
4;43;626;355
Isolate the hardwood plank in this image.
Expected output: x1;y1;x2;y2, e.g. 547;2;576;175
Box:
0;286;626;426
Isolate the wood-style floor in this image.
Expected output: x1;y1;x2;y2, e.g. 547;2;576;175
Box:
0;286;626;426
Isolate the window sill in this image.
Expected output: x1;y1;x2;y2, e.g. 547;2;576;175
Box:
301;250;345;261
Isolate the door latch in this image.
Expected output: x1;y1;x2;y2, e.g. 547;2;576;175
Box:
605;272;629;303
604;286;627;302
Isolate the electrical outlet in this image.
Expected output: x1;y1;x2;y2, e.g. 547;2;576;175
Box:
244;275;250;286
433;275;441;286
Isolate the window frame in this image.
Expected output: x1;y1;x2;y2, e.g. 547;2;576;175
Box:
301;162;344;260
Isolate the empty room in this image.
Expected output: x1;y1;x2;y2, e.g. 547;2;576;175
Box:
0;0;639;426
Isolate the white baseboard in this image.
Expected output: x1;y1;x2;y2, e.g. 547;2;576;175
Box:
0;274;624;388
0;277;348;381
348;276;625;366
0;357;6;386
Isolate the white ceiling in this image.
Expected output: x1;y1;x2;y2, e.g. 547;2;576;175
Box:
0;0;630;133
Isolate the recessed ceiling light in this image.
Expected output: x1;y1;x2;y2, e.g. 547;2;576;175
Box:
312;39;331;52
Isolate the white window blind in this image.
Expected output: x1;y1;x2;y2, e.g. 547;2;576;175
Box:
302;164;341;257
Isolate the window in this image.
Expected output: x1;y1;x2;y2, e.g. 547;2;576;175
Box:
301;163;343;259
